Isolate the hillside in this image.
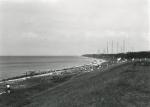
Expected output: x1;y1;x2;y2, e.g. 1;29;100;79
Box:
23;60;150;107
83;51;150;59
0;60;150;107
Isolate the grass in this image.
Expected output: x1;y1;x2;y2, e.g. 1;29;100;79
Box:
0;74;74;107
26;61;150;107
0;60;150;107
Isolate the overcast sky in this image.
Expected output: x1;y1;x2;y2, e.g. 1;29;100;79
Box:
0;0;149;56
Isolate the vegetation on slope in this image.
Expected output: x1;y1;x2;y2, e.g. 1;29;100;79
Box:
83;51;150;59
24;60;150;107
0;60;150;107
0;74;74;107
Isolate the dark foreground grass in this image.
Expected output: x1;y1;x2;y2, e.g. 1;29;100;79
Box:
0;74;74;107
1;61;150;107
25;61;150;107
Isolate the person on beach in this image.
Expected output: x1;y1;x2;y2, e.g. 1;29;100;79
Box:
6;84;11;94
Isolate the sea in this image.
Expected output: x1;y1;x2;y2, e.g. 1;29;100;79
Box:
0;56;95;80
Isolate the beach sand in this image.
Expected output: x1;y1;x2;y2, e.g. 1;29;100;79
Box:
0;59;106;94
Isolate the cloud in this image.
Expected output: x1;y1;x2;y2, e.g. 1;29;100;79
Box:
0;0;149;55
22;32;39;38
105;31;126;37
0;0;60;3
144;33;150;49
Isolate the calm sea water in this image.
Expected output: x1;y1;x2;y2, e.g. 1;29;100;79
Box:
0;56;93;80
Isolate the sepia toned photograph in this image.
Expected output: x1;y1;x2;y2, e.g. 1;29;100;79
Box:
0;0;150;107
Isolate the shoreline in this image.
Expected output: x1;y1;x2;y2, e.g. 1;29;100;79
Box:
1;56;135;95
0;58;106;93
0;58;148;89
0;56;138;95
0;57;104;82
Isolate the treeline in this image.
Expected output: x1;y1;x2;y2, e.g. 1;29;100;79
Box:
83;51;150;59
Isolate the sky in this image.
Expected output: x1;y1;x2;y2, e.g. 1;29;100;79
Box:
0;0;149;56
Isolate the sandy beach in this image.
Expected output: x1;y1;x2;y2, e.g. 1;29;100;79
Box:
0;58;105;94
0;57;139;95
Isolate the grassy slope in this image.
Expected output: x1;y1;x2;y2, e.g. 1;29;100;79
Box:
25;61;150;107
0;74;74;107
